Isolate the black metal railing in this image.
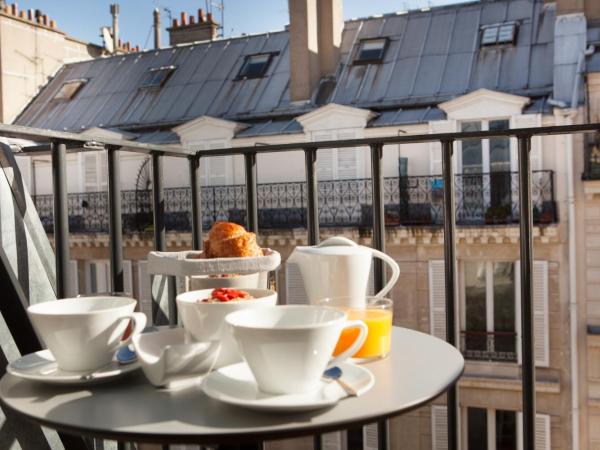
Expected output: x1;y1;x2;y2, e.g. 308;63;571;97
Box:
2;121;600;450
31;170;556;234
460;331;518;362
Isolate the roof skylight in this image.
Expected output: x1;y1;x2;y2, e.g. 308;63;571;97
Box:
53;79;87;101
237;54;273;79
481;23;518;46
139;66;176;89
355;38;387;64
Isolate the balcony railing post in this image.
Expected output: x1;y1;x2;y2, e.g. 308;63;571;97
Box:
51;141;70;298
245;152;258;233
441;138;458;450
518;135;536;450
189;155;202;251
108;146;124;293
152;152;165;251
370;143;386;292
304;147;319;245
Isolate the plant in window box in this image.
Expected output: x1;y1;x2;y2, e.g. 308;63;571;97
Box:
484;204;512;224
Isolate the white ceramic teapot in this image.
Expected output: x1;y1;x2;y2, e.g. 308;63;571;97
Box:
287;236;400;308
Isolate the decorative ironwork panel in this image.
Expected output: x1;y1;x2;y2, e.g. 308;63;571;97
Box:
32;170;556;233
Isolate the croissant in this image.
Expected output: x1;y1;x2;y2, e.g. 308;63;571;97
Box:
204;222;263;258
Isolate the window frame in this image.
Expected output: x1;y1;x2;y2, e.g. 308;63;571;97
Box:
235;52;277;80
463;407;518;450
480;22;519;47
353;38;389;65
52;78;88;102
139;65;176;90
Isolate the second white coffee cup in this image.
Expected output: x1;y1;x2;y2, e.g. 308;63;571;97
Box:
28;296;147;372
226;305;367;395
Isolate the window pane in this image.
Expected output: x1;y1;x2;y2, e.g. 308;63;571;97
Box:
490;120;511;172
465;261;487;352
482;26;499;45
357;39;386;61
496;410;517;450
239;54;271;78
493;262;516;357
54;81;85;100
461;122;483;174
468;407;488;450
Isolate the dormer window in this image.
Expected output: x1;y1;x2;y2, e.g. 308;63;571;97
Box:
355;38;387;64
53;79;87;101
139;66;176;89
237;53;274;79
481;23;518;46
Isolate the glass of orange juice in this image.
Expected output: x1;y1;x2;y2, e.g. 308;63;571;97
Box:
321;297;393;362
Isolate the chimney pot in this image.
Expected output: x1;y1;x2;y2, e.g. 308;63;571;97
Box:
189;15;195;25
172;18;179;28
10;3;16;16
43;14;48;26
118;38;122;48
198;8;205;22
50;19;56;28
181;11;187;25
27;8;32;20
207;12;213;23
18;10;24;19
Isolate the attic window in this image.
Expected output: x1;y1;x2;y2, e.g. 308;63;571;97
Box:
139;66;176;89
355;39;387;64
237;53;274;79
53;79;87;101
481;23;518;46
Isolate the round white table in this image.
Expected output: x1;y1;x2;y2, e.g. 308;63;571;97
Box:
0;327;464;445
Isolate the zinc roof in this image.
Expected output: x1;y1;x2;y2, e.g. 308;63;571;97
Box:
15;0;555;134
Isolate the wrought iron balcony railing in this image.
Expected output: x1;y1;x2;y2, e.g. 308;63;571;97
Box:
31;170;556;234
460;330;518;363
1;121;599;450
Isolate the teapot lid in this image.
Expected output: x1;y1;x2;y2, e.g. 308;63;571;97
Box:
297;236;372;256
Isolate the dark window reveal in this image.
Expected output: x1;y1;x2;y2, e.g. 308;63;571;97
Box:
139;66;176;89
237;54;274;79
355;38;387;63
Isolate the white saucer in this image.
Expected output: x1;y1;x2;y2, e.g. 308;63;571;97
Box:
202;361;374;412
7;350;140;385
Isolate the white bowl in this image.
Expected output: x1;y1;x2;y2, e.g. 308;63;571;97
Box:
176;288;277;368
132;328;220;387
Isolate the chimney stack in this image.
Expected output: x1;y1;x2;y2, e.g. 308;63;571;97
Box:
550;0;600;20
288;0;343;102
153;8;161;49
167;8;219;45
110;3;120;52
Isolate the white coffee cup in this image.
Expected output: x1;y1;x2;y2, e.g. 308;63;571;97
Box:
226;305;367;395
27;297;147;372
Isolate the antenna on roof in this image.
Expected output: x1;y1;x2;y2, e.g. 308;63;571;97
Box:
209;0;224;38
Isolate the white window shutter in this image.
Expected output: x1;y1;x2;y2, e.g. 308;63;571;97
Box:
337;130;359;180
84;153;98;192
314;132;335;181
137;260;153;319
99;152;108;190
123;260;133;296
97;261;110;293
517;412;551;450
431;405;448;450
429;120;456;175
429;260;446;340
67;260;79;297
321;432;344;450
363;424;378;450
514;260;549;367
510;114;542;171
285;262;308;305
533;261;549;367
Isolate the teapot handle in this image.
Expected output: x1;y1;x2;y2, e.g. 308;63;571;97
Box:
317;236;358;248
370;249;400;298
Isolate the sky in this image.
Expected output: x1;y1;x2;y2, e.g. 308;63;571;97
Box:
12;0;465;49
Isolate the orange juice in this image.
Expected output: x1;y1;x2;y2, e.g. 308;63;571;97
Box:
334;308;393;359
